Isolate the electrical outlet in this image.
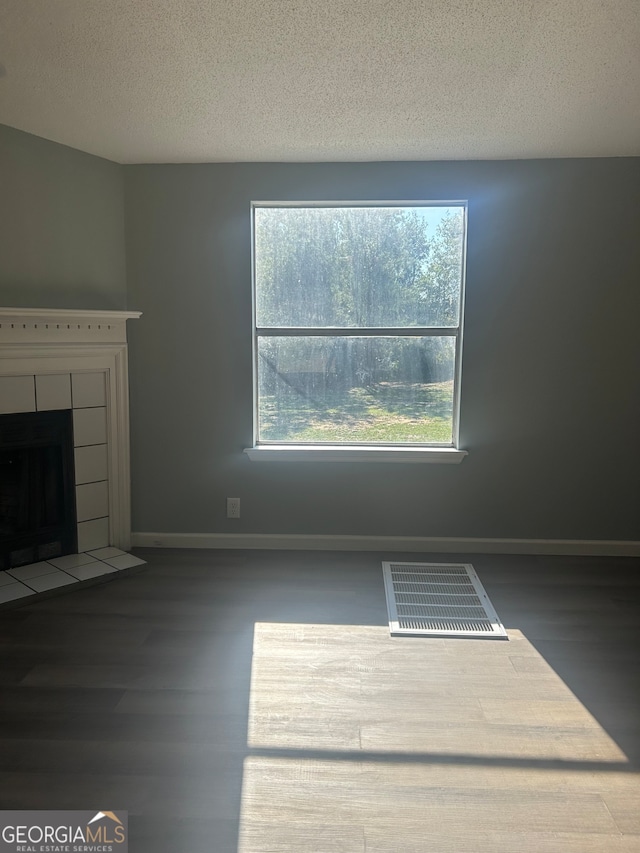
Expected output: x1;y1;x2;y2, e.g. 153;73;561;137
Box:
227;497;241;518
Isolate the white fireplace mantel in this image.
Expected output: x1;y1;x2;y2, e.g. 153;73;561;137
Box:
0;307;141;553
0;306;142;345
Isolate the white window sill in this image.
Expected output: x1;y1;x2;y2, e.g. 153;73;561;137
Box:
244;446;468;464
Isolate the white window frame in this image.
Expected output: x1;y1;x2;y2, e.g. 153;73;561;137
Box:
245;201;468;464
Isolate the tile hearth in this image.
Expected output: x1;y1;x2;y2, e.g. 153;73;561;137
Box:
0;549;146;605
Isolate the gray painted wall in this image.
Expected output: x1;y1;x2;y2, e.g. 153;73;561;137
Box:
0;124;126;309
124;159;640;541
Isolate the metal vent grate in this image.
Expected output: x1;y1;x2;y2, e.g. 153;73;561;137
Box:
382;562;508;639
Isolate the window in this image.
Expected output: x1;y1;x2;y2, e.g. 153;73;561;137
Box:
248;202;467;462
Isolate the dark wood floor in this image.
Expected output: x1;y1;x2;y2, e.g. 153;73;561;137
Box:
1;549;640;852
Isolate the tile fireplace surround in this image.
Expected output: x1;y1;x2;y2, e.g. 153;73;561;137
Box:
0;307;142;601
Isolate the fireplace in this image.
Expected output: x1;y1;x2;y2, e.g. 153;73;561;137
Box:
0;409;77;571
0;307;141;562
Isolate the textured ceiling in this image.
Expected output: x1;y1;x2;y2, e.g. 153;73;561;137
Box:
0;0;638;164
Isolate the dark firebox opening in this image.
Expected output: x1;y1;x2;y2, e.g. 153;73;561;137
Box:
0;410;77;572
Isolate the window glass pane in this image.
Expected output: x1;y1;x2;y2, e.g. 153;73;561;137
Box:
255;206;464;328
257;336;455;444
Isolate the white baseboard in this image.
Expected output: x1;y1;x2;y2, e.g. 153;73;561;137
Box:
131;532;640;557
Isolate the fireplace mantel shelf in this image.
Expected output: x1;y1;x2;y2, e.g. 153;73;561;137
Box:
0;307;142;320
0;307;142;345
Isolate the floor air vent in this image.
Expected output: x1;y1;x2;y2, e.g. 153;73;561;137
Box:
382;562;508;639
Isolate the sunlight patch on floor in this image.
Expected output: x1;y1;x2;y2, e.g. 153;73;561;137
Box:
246;622;627;761
237;621;636;852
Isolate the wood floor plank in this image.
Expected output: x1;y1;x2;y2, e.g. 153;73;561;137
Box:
114;686;251;717
0;710;248;743
240;762;618;833
0;737;249;774
0;685;126;712
603;790;640;834
363;829;640;853
0;769;243;818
